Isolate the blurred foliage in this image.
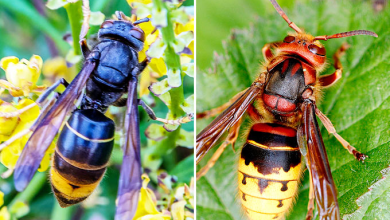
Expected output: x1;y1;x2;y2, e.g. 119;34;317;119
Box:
196;0;390;219
0;0;194;219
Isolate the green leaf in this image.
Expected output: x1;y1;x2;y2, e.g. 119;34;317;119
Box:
170;155;194;184
196;0;390;219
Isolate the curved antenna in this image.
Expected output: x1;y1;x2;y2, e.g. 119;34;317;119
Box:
314;30;378;41
270;0;302;33
133;17;150;25
115;11;124;20
115;11;132;22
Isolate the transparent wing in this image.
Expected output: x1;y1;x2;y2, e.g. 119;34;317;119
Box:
298;101;340;219
13;61;96;191
196;82;262;164
115;77;142;220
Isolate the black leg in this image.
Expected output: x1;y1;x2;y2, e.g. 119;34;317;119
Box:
138;99;157;120
80;39;91;58
36;78;69;104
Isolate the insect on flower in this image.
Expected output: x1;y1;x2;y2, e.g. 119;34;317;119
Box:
0;11;188;220
196;0;378;219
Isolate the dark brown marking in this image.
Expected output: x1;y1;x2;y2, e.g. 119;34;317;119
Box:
242;192;247;201
258;178;269;194
69;183;80;189
273;214;279;219
280;181;289;191
277;200;283;208
242;173;247;185
239;171;296;190
241;141;301;175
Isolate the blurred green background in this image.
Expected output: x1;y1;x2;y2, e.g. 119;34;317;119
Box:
196;0;298;70
0;0;194;219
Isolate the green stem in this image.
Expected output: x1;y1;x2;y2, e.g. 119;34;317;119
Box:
153;0;185;119
50;202;75;220
0;0;69;54
64;1;83;57
8;171;47;208
152;128;181;158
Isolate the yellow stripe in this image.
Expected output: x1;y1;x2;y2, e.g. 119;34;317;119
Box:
242;203;284;215
65;122;114;143
55;149;107;171
51;168;99;198
246;140;299;151
239;189;294;201
239;171;299;182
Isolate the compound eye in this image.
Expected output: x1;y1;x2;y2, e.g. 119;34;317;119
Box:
101;20;114;29
130;27;145;42
308;44;326;56
283;36;295;43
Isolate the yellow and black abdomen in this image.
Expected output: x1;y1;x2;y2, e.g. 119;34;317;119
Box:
238;123;302;220
50;109;115;207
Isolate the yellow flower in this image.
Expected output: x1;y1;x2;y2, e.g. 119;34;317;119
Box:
134;174;171;220
183;40;194;60
0;102;19;142
0;98;52;172
174;18;194;35
127;0;152;4
0;55;43;96
42;57;76;93
149;58;167;77
0;207;10;220
0;191;4;207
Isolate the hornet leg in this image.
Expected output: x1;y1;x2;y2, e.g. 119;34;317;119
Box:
319;43;349;88
315;106;367;161
196;118;242;180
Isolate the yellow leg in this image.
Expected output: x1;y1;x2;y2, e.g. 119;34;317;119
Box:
196;118;242;179
306;174;315;220
315;106;367;161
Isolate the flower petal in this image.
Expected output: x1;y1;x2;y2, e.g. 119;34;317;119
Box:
151;8;167;28
145;124;167;141
149;78;171;96
89;11;105;26
180;95;194;114
0;57;19;71
167;68;181;88
147;39;167;58
182;63;194;77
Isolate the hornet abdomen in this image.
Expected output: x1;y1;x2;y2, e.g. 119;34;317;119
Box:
50;109;115;207
238;123;302;220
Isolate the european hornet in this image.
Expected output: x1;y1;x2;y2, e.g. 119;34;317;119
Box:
1;11;173;220
196;0;378;219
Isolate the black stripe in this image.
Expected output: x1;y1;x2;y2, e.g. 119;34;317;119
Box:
57;126;114;167
241;142;301;176
51;186;88;208
53;153;106;185
247;130;298;148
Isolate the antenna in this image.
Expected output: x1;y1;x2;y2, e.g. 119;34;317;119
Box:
134;17;150;25
314;30;378;41
115;11;131;21
270;0;302;33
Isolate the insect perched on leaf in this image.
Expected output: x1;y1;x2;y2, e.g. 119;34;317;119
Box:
196;0;378;219
1;11;172;220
